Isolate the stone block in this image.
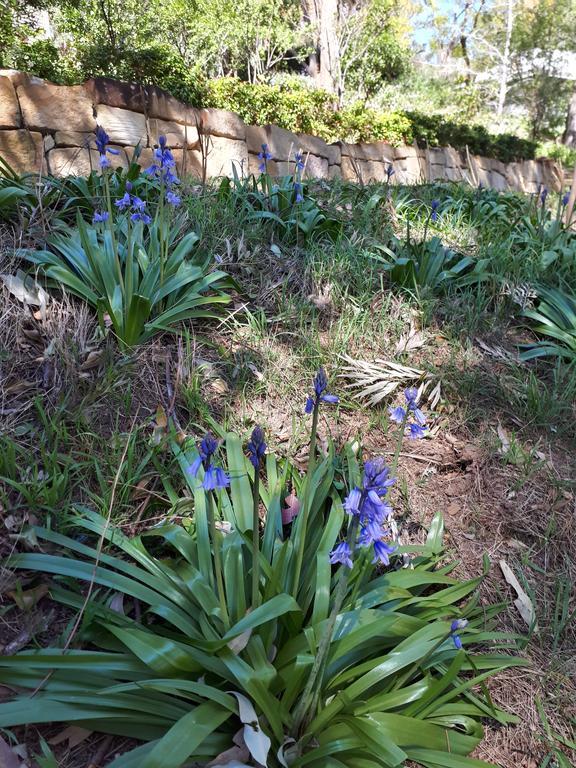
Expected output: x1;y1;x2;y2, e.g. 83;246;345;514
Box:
247;153;290;177
47;146;127;176
395;154;425;183
148;119;199;149
146;85;197;124
302;154;329;179
445;165;463;182
0;76;20;129
200;108;246;141
43;134;55;152
505;162;525;192
297;133;332;159
95;105;147;146
248;124;298;161
204;135;248;178
328;164;341;180
489;170;507;191
54;131;93;148
18;83;94;133
86;77;147;113
0;129;44;173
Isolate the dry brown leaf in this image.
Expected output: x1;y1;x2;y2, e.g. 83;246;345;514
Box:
496;422;510;455
282;492;300;525
499;560;538;631
0;734;25;768
7;583;49;611
80;350;104;370
4;380;36;395
49;725;92;749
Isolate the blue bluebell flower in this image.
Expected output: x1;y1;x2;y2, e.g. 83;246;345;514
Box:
131;196;146;212
404;387;426;425
246;425;266;468
372;539;397;565
304;367;339;413
385;165;394;181
388;405;406;424
408;423;426;439
188;432;230;491
540;187;548;206
450;618;468;650
562;190;570;206
329;541;353;569
294;181;304;203
431;199;440;222
131;212;152;224
115;192;131;210
337;457;397;568
145;135;180;186
94;125;120;169
295;151;305;172
166;190;181;207
257;143;272;173
92;210;109;223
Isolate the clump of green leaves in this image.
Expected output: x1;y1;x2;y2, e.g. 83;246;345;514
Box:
521;285;576;362
0;395;522;768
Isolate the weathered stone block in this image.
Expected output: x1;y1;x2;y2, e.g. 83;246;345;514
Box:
341;141;395;164
18;83;95;133
341;156;365;182
203;135;248;177
54;131;93;148
249;124;298;161
297;133;332;160
0;70;42;88
247;153;291;177
328;164;342;180
86;77;147;113
47;146;127;176
95;105;147;146
148;119;199;149
490;170;507;191
0;129;44;173
146;85;197;125
0;76;20;129
200;108;246;141
395;154;426;183
302;154;329;179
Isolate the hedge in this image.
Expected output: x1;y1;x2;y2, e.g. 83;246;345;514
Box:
201;78;536;162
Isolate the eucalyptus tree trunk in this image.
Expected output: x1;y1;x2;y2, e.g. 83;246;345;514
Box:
301;0;339;94
497;0;514;116
563;89;576;148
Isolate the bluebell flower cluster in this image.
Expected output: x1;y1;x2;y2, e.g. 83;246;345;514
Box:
388;388;427;439
562;190;570;206
258;144;272;173
294;151;305;203
166;190;181;207
115;182;152;224
330;457;397;569
431;199;440;222
92;210;109;224
246;425;267;468
540;187;548;206
189;432;230;491
450;618;468;650
145;135;180;190
94;125;120;169
385;165;394;181
304;368;339;414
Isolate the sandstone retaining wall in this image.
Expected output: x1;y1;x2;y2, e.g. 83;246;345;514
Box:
0;70;563;194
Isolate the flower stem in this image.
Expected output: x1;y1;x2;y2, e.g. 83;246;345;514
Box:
251;468;261;609
291;400;320;596
390;407;409;476
292;516;359;736
207;493;230;631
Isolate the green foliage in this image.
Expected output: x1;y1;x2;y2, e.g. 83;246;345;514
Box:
218;168;344;242
0;434;521;768
19;213;236;348
521;286;576;362
372;234;488;295
405;112;537;163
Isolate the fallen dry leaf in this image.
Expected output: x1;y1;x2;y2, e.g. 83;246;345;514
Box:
499;559;538;631
282;492;300;525
496;422;510;455
49;725;92;749
7;583;49;611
